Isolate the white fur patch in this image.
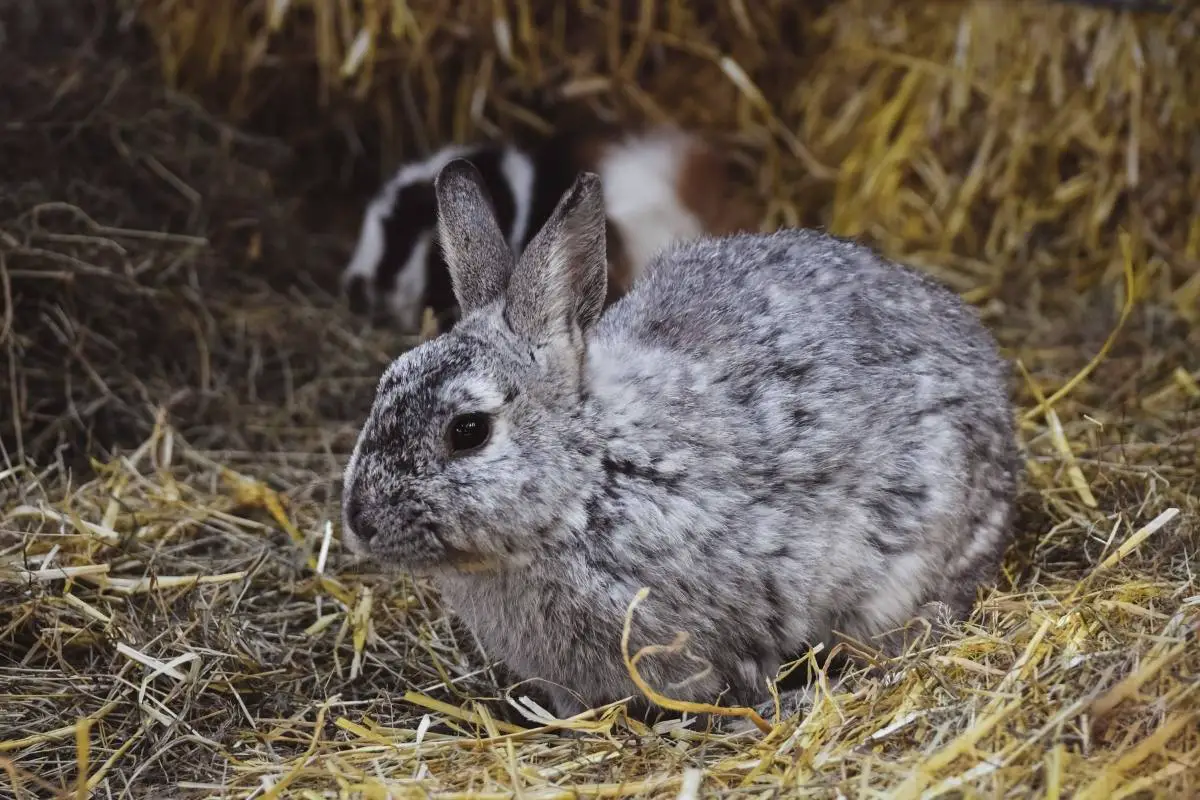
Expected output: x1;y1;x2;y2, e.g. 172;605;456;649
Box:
451;373;509;412
597;130;705;276
501;147;536;251
342;201;388;286
384;232;433;332
383;143;481;203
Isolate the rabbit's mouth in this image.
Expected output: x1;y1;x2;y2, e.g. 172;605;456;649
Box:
369;534;513;576
408;543;535;577
358;545;504;576
438;543;506;574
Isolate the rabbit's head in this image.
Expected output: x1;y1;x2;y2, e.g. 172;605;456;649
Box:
341;159;608;573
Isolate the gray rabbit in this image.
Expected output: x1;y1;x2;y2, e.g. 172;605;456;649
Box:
341;159;1020;726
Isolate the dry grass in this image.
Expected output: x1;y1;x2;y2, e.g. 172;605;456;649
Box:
3;0;1199;796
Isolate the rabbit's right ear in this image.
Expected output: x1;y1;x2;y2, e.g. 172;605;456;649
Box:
434;159;516;315
504;172;607;341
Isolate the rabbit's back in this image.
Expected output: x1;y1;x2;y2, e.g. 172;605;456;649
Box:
600;229;998;383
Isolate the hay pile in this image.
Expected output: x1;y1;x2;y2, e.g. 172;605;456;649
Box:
2;0;1198;796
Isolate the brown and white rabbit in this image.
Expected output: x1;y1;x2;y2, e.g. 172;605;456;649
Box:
340;124;751;333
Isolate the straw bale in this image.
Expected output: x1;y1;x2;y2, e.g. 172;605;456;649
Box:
3;0;1198;797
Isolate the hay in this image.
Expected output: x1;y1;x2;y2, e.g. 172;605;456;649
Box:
3;0;1199;796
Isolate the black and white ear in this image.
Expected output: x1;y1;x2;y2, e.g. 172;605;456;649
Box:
434;158;516;315
504;172;607;340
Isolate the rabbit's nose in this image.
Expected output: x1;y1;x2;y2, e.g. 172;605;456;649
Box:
342;494;378;548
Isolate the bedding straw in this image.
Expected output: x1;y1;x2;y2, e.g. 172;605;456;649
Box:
2;0;1197;795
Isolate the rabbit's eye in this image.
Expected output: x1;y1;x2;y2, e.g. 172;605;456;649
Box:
447;412;492;455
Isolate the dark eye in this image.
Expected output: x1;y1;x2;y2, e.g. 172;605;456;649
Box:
447;412;492;455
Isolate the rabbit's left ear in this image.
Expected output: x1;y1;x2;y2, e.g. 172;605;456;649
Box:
504;172;608;340
434;159;516;315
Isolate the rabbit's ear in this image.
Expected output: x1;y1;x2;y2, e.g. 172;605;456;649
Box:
505;172;607;340
434;159;516;314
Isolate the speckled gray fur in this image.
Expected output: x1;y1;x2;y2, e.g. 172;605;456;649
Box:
342;159;1021;725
